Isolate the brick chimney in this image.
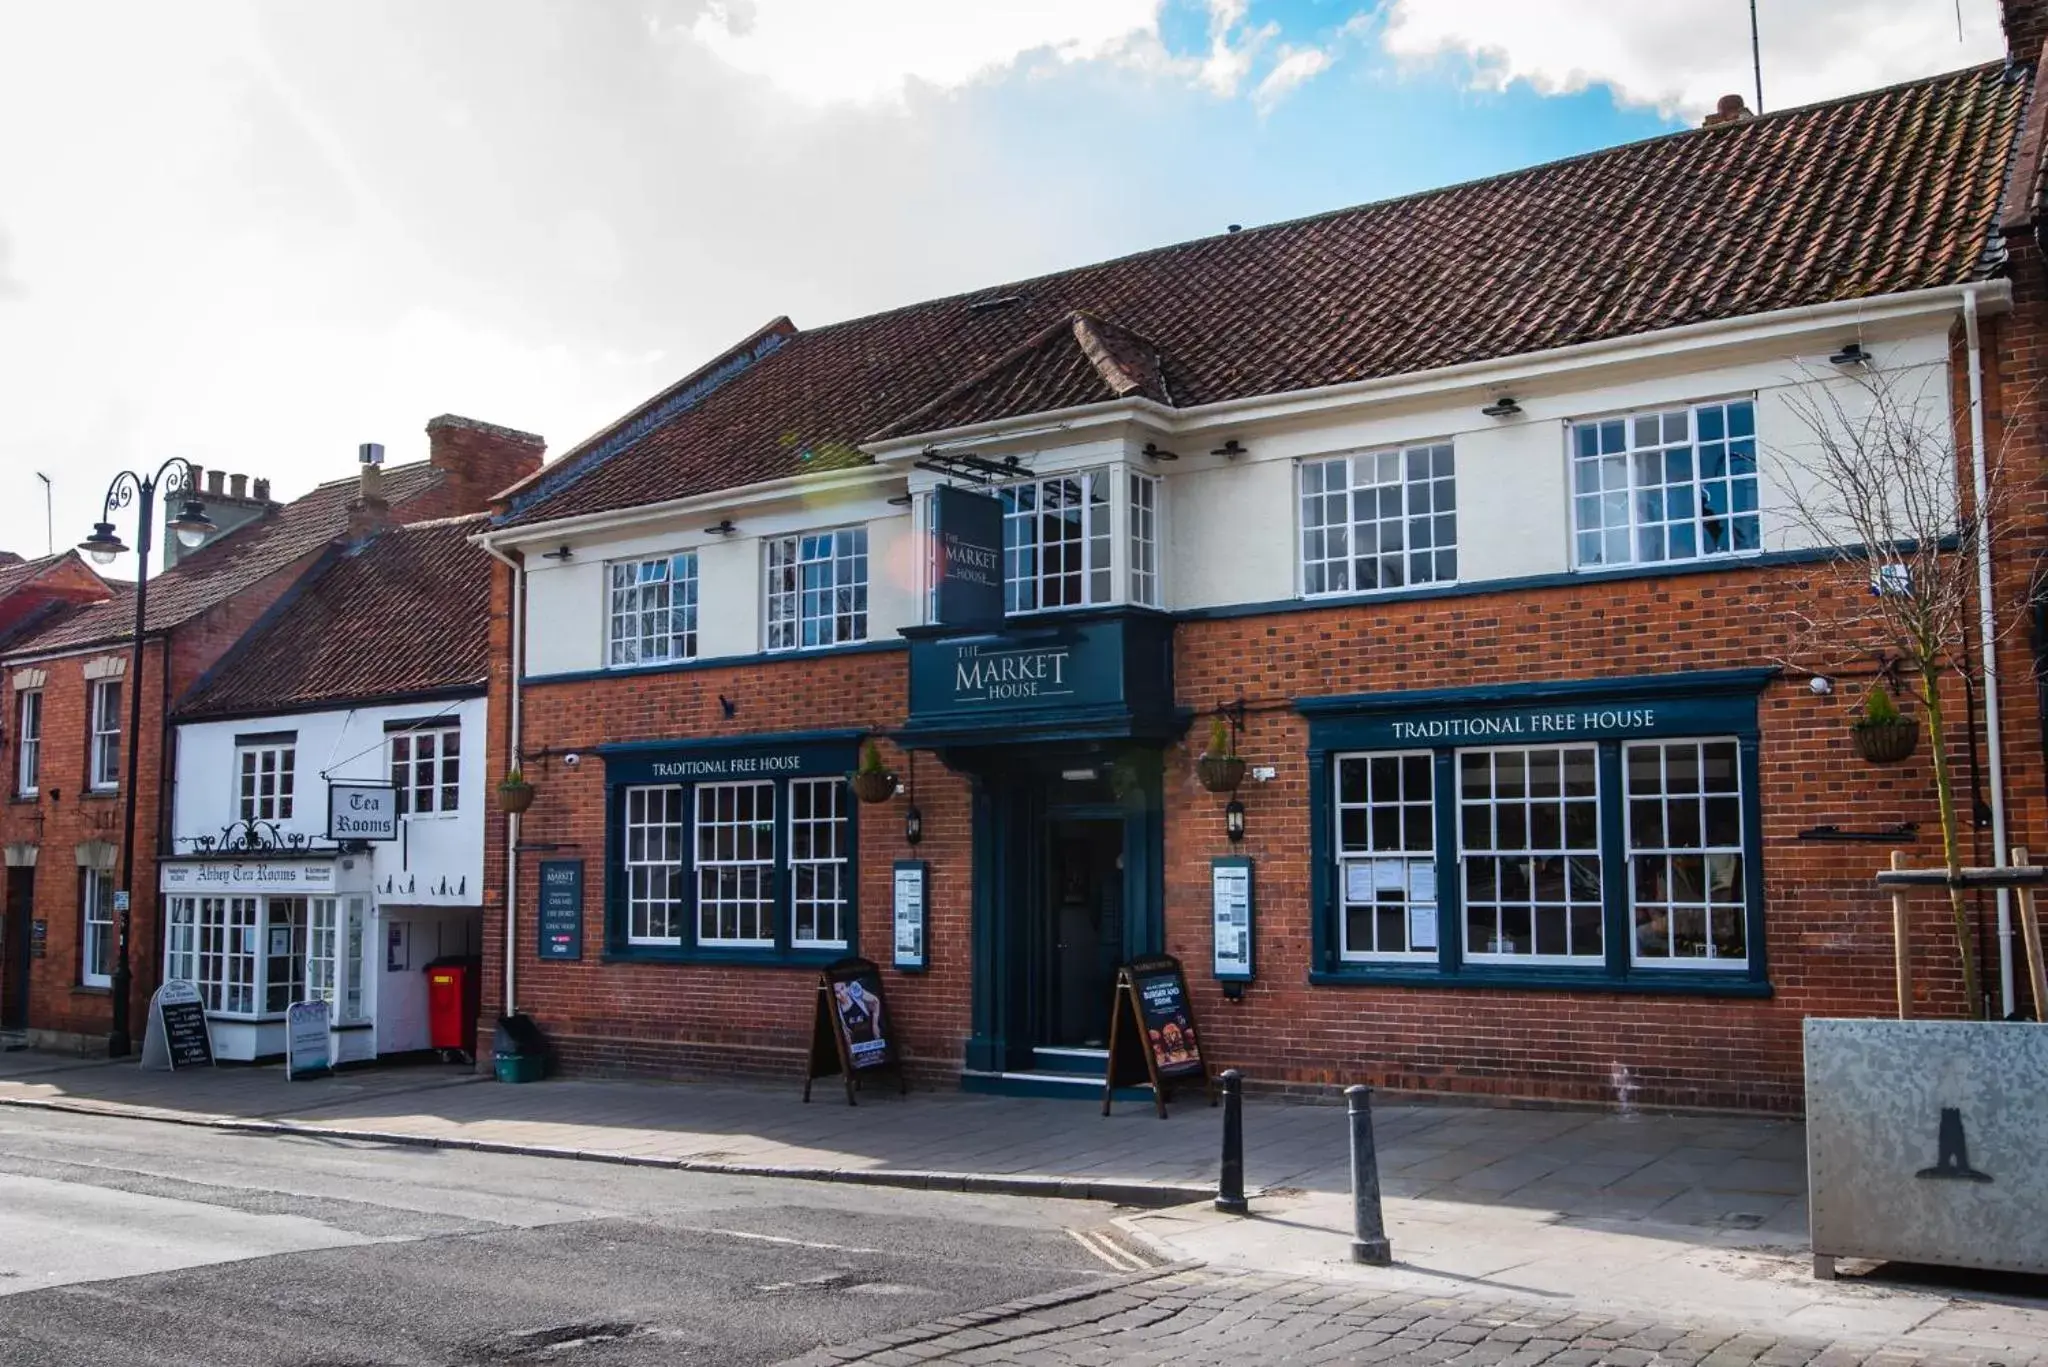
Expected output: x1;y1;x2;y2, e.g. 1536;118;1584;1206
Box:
1702;93;1754;128
2007;0;2048;63
347;442;391;542
426;414;545;516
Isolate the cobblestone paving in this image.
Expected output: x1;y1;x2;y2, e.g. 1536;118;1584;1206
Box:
779;1266;2046;1367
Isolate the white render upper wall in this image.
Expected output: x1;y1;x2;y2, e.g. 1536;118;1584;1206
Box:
511;311;1960;676
172;697;489;907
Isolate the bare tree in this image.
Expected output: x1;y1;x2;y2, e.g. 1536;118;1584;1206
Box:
1771;362;2011;1018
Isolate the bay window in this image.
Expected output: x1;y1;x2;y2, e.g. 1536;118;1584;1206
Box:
1572;398;1759;568
167;894;363;1019
1002;471;1112;612
1306;673;1769;993
608;552;698;667
766;528;868;651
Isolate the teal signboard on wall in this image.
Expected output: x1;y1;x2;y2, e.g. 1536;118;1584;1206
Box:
902;609;1178;745
929;485;1005;632
537;859;583;961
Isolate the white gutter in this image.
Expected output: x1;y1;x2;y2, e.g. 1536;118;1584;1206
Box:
1964;286;2015;1018
478;536;525;1018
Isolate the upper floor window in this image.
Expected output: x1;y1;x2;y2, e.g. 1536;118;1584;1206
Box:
88;679;121;791
1572;398;1758;568
1003;471;1112;613
15;689;40;796
391;724;460;816
1129;473;1160;608
1301;444;1457;596
236;735;296;822
608;552;697;667
766;528;869;651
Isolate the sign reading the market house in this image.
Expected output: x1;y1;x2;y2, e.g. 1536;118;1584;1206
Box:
536;859;584;961
160;861;336;895
139;980;214;1072
948;641;1076;705
929;485;1005;632
327;783;398;841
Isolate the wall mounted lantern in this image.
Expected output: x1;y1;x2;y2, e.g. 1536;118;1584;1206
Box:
1225;800;1246;843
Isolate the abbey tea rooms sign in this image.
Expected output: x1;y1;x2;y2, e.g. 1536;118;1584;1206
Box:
327;783;398;841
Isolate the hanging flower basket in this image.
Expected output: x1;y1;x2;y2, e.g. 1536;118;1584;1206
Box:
498;780;536;814
1850;718;1920;765
1197;754;1246;794
849;770;897;804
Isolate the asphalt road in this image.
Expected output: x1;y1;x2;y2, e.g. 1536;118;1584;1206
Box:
0;1106;1148;1366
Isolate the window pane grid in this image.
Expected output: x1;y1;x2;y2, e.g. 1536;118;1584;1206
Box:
392;726;460;816
81;869;114;987
767;529;869;652
1002;471;1111;613
1334;751;1436;959
90;680;121;789
1626;739;1747;966
16;689;39;795
1573;400;1759;568
696;781;776;946
608;553;698;666
788;778;849;948
624;785;687;944
1129;472;1160;607
238;744;296;821
1301;445;1456;596
1458;745;1603;963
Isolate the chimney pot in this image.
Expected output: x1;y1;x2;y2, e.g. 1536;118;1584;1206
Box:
188;464;205;493
229;473;248;499
252;478;270;502
359;442;385;466
208;470;226;495
1702;93;1754;127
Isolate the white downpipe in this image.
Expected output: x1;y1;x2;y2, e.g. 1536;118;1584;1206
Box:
1963;286;2014;1018
480;537;525;1017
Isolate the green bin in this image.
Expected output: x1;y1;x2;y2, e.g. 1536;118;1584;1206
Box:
494;1053;544;1084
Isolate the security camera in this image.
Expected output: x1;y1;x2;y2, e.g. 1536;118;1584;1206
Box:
1809;676;1834;696
563;752;581;767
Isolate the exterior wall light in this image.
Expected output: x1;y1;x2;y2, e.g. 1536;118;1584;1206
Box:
1481;396;1522;419
1225;799;1246;843
1829;343;1872;366
905;805;923;845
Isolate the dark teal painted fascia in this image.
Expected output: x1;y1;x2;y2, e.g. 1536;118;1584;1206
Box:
1294;667;1778;718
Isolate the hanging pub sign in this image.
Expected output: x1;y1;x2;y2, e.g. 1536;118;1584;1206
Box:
536;859;584;961
1103;954;1215;1118
801;956;908;1105
139;980;214;1072
327;783;398;842
928;484;1005;632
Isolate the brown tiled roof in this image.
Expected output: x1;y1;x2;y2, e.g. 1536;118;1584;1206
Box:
0;552;67;601
177;515;491;719
502;61;2026;529
4;461;446;656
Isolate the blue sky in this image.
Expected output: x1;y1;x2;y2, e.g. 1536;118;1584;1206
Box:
0;0;2007;570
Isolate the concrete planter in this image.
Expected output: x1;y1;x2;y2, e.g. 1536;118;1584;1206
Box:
1805;1018;2048;1277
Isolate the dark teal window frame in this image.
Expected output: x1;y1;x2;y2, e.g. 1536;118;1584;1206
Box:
598;731;864;968
1300;670;1773;997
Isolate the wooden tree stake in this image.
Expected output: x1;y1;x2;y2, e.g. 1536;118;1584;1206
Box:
1890;849;1911;1019
2016;847;2048;1023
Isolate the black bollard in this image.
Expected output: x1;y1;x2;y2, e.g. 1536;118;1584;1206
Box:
1215;1069;1247;1215
1346;1084;1391;1265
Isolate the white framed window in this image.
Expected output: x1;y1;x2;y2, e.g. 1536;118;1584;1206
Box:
766;528;869;651
607;552;698;667
1129;472;1160;607
15;688;40;796
306;897;337;1006
80;868;114;987
341;896;368;1022
696;780;776;947
1002;470;1112;613
1626;739;1747;967
391;725;460;816
236;738;296;821
263;898;305;1014
195;896;259;1015
1572;398;1759;568
165;897;199;986
1301;444;1456;596
88;679;121;791
789;777;849;949
1458;746;1603;964
1334;752;1437;960
624;785;687;945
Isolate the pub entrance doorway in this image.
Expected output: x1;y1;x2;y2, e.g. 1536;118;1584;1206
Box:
1037;817;1123;1073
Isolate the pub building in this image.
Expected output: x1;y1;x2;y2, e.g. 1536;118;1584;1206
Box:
474;44;2048;1112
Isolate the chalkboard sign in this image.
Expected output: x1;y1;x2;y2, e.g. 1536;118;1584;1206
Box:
536;859;583;961
802;956;908;1105
139;980;214;1072
1102;955;1214;1118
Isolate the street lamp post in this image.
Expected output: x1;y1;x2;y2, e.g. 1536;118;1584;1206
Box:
79;461;214;1058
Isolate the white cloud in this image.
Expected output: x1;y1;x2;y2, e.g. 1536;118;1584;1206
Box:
1380;0;2007;118
1255;44;1334;111
685;0;1163;105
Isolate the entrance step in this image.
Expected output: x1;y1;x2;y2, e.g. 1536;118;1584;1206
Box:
962;1068;1151;1102
0;1030;26;1053
1030;1046;1109;1078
